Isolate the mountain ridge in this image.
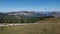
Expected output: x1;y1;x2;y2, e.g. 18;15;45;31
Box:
1;11;60;18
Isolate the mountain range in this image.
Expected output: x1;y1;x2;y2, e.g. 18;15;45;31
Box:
1;11;60;18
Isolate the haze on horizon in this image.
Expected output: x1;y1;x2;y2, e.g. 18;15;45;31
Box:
0;0;60;12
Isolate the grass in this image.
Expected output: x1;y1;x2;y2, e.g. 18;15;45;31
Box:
0;18;60;34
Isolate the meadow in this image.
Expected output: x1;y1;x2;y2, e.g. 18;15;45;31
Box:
0;18;60;34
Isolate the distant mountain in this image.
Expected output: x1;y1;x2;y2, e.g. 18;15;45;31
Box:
5;11;45;18
43;11;60;17
3;11;60;18
51;12;60;17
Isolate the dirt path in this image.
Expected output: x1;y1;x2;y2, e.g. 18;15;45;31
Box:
0;23;38;26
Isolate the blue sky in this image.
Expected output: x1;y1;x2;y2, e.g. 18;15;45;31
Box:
0;0;60;12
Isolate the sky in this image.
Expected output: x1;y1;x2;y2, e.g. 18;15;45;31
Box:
0;0;60;12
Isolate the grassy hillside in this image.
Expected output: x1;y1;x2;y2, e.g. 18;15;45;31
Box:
37;18;60;23
0;18;60;34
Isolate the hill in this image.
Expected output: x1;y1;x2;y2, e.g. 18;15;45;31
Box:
0;11;60;23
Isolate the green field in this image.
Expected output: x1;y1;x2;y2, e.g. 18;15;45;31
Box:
0;18;60;34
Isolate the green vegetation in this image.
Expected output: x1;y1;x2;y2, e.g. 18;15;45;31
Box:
0;15;43;23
